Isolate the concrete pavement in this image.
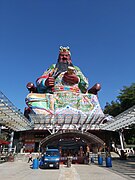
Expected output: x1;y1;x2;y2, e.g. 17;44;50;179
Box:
0;161;133;180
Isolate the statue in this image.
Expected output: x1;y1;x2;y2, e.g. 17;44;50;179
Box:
27;46;101;95
36;46;88;94
25;46;102;120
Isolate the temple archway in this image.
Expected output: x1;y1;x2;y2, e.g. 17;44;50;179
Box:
40;130;105;149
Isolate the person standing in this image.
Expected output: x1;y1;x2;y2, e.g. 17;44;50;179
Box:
27;152;32;163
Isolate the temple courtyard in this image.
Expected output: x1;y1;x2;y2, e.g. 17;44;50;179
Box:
0;158;135;180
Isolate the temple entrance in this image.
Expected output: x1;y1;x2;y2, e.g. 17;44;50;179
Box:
40;130;105;164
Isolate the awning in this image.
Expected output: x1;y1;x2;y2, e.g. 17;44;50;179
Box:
101;105;135;131
0;139;10;145
0;91;33;131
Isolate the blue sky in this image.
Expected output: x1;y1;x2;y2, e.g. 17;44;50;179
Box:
0;0;135;113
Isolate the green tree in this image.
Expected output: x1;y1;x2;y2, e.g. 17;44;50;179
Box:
103;83;135;145
104;83;135;116
117;83;135;112
104;101;121;117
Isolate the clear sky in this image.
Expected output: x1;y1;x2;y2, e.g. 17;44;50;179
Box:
0;0;135;113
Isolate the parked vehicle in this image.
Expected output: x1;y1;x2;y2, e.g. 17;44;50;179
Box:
41;149;60;169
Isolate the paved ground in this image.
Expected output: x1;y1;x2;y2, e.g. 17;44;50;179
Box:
0;159;135;180
109;159;135;180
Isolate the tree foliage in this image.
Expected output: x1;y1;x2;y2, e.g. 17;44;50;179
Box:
104;83;135;117
103;83;135;145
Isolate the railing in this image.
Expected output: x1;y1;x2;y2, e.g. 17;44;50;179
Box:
2;148;15;154
114;147;135;157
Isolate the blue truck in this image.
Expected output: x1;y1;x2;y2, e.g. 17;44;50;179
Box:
41;149;60;169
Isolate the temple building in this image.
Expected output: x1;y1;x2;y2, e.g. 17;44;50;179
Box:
0;47;135;162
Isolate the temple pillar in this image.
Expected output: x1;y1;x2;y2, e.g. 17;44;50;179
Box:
8;131;14;152
0;125;1;134
119;130;124;150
